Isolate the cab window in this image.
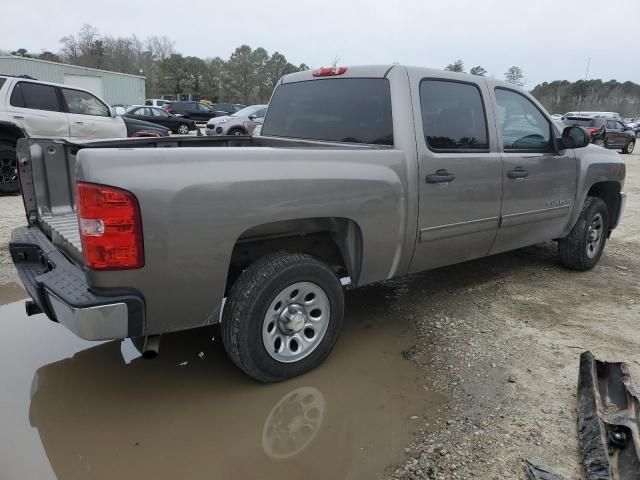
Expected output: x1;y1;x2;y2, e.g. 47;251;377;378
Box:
420;80;489;151
61;88;110;117
10;82;61;111
495;88;550;151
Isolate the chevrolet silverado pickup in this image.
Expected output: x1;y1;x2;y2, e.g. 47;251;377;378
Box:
10;65;626;382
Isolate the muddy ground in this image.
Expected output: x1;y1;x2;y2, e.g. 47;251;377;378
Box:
0;150;637;479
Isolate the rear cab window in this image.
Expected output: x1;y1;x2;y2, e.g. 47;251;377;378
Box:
262;78;394;145
419;79;489;151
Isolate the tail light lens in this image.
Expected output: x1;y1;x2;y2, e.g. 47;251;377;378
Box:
76;181;144;270
587;127;600;135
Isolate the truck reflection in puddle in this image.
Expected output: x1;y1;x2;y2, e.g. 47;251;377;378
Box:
3;281;445;479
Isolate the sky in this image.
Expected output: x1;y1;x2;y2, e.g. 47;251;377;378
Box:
1;0;639;88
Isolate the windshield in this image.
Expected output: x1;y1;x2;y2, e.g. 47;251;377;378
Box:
262;78;393;145
232;105;266;117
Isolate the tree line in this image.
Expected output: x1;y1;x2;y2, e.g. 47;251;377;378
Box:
531;79;640;117
5;33;639;114
5;25;308;104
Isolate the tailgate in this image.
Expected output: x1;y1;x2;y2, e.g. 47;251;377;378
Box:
16;139;82;264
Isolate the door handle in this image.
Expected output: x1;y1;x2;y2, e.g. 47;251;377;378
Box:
426;169;455;184
507;168;529;179
12;115;24;119
75;121;84;125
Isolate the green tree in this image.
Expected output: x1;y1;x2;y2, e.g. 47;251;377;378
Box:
470;65;487;76
504;66;525;86
225;45;256;104
10;48;31;57
444;59;465;73
158;54;189;97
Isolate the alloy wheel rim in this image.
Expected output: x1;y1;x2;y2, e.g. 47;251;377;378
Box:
262;282;330;363
586;213;604;259
178;125;189;134
628;141;635;153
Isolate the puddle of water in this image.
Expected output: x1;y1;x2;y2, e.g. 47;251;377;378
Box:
0;282;28;305
0;285;445;480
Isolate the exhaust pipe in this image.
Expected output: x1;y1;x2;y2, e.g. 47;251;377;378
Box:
141;335;161;359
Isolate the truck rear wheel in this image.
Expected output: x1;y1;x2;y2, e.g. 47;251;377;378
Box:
221;252;344;382
558;196;609;271
0;141;19;195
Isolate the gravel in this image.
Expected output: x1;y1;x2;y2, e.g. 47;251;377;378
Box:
388;152;640;479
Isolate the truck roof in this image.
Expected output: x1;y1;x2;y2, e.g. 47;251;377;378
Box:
281;64;527;91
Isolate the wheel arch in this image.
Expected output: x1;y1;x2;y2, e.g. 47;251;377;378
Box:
226;217;364;292
586;181;621;230
0;121;27;143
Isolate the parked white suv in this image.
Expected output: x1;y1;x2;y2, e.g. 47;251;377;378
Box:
0;75;127;193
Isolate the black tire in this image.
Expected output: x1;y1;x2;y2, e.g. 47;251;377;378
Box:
221;252;344;382
622;139;635;154
558;196;609;271
593;138;605;148
0;141;19;195
228;128;247;136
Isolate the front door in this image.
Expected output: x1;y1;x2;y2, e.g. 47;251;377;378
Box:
489;87;577;255
409;76;503;273
61;87;126;140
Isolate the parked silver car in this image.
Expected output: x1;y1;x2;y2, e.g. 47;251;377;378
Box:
206;104;267;136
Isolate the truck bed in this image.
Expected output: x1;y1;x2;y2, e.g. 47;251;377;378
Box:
16;135;385;266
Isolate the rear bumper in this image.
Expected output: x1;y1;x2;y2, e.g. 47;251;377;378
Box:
9;226;144;340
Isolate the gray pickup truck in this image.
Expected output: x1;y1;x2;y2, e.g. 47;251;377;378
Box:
10;65;626;382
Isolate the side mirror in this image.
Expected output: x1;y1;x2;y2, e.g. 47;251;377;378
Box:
248;114;256;121
561;126;591;149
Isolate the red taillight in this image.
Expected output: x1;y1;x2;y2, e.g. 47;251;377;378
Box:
312;66;347;77
587;127;599;135
76;181;144;270
166;107;174;113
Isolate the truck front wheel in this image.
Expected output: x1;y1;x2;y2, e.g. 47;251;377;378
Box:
221;252;345;382
558;196;609;271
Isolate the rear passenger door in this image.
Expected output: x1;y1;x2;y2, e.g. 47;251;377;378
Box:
5;81;69;138
488;87;577;255
409;76;503;273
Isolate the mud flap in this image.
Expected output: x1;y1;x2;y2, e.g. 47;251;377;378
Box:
577;351;640;479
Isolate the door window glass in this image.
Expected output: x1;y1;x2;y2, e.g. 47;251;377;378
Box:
495;88;550;151
11;82;60;111
61;88;110;117
197;103;211;112
151;108;169;117
420;80;489;151
606;120;617;129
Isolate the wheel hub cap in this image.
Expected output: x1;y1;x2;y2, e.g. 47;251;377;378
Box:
279;304;307;334
262;282;331;363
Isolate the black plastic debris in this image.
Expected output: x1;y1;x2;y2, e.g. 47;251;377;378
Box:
577;351;640;479
524;459;564;480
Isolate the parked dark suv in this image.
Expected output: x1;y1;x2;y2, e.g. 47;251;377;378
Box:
563;116;635;154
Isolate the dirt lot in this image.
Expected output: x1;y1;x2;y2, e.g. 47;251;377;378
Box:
0;150;637;479
390;149;640;479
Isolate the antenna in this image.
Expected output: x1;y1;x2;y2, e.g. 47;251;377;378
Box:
577;56;591;114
